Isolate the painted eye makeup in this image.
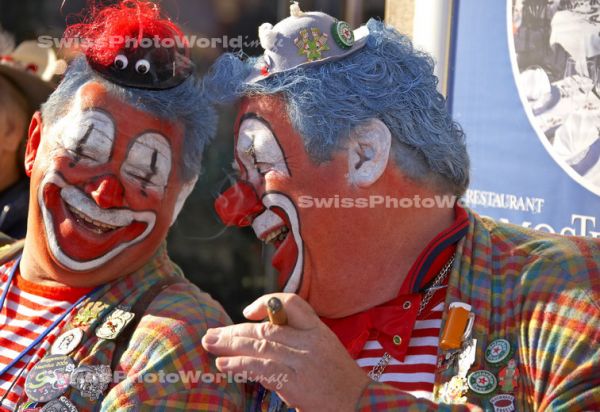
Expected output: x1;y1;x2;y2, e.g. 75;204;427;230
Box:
236;117;290;180
121;132;172;194
60;110;115;164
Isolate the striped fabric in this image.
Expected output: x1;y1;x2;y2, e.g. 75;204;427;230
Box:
2;243;243;411
0;261;85;411
356;302;444;400
357;208;600;411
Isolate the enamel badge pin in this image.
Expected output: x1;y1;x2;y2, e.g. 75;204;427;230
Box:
71;301;108;328
95;306;135;340
51;328;83;356
24;355;75;402
41;396;79;412
70;364;112;401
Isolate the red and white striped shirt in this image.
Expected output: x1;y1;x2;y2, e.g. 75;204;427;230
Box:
355;302;444;400
0;260;90;410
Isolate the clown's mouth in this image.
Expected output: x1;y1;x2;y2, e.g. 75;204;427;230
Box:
253;194;303;293
66;204;120;234
39;173;156;271
263;225;289;246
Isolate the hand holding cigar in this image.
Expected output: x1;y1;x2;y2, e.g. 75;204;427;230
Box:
266;297;288;325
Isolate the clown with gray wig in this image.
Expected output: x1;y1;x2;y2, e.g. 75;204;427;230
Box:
203;3;600;411
0;1;243;410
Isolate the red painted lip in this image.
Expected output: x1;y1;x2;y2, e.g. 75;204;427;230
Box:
269;207;299;290
43;183;147;262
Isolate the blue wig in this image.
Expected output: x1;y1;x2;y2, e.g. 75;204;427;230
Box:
205;19;469;195
42;56;216;182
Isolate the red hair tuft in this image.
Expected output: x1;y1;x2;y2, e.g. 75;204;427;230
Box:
65;0;187;67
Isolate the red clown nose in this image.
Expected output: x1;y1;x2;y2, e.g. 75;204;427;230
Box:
214;181;265;227
85;175;125;209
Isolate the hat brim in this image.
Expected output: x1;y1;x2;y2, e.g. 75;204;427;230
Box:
0;65;56;112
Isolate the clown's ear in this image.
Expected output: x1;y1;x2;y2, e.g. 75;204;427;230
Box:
24;111;43;177
346;118;391;187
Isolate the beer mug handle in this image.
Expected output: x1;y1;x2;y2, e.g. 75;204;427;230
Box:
462;312;475;341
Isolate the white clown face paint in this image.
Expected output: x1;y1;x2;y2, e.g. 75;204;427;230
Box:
25;82;190;285
234;117;304;293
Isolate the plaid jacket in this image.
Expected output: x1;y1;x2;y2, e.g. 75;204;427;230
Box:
8;243;243;411
357;209;600;411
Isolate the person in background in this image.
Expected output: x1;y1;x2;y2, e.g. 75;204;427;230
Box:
0;33;57;238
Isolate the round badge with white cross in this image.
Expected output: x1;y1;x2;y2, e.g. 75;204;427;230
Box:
467;370;497;395
485;338;511;365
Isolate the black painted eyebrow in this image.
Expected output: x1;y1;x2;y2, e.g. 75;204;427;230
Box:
74;123;94;161
144;149;158;182
237;112;292;176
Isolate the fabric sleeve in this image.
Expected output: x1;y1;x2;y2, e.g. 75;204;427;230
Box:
356;381;483;412
518;237;600;411
99;282;243;411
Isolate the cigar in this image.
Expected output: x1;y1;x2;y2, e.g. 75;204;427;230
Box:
266;297;288;325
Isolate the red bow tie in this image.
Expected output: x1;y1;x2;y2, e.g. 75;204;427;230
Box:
321;293;422;362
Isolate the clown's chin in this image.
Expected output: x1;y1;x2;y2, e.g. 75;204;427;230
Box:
261;193;303;293
39;172;156;272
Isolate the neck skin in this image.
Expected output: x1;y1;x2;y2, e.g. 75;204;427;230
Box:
311;169;456;318
0;149;21;193
19;245;66;288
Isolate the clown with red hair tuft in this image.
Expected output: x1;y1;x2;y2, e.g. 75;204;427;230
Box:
0;1;243;410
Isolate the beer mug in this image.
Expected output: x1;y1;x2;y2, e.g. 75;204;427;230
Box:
440;302;475;351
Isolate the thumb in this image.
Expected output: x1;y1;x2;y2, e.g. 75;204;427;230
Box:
243;293;319;330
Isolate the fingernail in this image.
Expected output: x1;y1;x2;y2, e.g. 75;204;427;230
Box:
217;358;229;369
242;306;252;317
243;303;257;317
203;333;219;345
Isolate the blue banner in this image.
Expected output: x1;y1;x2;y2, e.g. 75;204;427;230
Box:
450;0;600;237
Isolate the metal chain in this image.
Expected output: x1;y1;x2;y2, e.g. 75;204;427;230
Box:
367;353;392;381
368;254;456;382
417;254;455;315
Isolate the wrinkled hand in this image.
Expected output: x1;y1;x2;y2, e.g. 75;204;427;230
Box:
201;293;371;412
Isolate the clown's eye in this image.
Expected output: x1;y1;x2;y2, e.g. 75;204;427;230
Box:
236;118;290;181
121;132;172;194
114;55;128;70
254;162;271;176
135;59;150;74
60;110;115;165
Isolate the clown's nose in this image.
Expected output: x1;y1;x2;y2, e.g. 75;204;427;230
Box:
214;181;265;227
85;175;125;209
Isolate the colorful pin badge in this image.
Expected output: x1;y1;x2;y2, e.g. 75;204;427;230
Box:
438;375;468;404
41;396;79;412
25;355;75;402
51;328;83;356
95;307;135;340
294;27;330;61
18;400;39;411
489;393;516;412
440;302;475;351
71;301;108;328
498;359;520;393
331;20;354;49
485;338;511;365
467;369;497;395
70;365;112;401
437;351;458;371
